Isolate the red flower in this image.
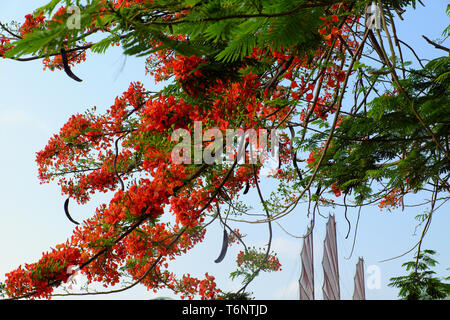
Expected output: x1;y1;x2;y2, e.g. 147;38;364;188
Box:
331;181;341;197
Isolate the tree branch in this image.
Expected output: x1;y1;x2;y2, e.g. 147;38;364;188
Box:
422;35;450;53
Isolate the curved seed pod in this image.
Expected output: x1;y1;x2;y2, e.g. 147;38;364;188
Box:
214;229;229;263
60;48;83;82
64;197;80;225
243;181;250;195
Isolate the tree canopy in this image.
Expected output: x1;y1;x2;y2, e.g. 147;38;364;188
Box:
0;0;448;300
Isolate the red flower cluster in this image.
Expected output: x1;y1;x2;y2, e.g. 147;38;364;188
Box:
307;145;325;167
236;250;282;272
4;245;81;299
174;273;220;300
0;37;11;57
331;181;342;197
43;48;88;72
19;12;46;36
378;188;402;211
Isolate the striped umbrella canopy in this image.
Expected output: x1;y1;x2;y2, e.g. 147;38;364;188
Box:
353;257;366;300
299;227;314;300
322;215;340;300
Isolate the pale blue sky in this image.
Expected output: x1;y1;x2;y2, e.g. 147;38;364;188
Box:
0;1;449;300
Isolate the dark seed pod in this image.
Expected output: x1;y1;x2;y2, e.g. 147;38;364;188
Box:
214;229;229;263
243;181;250;195
64;197;80;225
60;48;83;82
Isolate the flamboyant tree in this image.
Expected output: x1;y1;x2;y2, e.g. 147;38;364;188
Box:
0;0;448;299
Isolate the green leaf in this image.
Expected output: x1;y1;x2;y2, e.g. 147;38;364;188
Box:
5;27;64;58
90;35;117;54
34;0;63;15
